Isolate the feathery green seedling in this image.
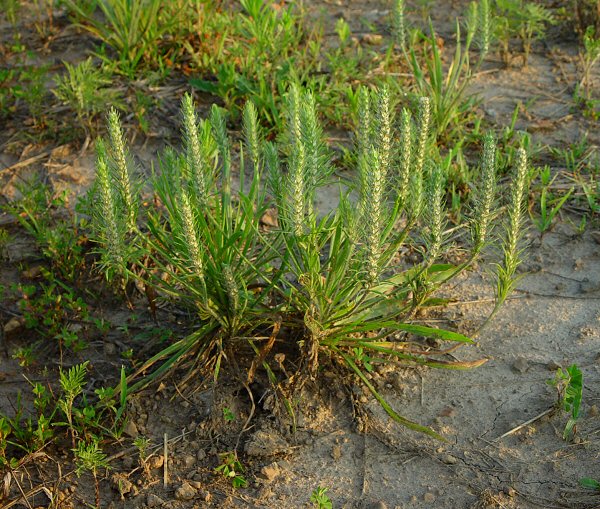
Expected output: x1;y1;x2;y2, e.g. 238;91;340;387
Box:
53;58;122;135
493;0;555;66
74;438;110;508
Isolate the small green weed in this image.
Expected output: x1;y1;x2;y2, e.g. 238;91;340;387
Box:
311;486;333;509
548;364;584;441
530;166;574;234
62;0;191;77
399;0;490;138
222;407;235;423
74;438;110;508
493;0;555;66
14;278;91;353
215;452;247;488
3;180;88;283
580;478;600;490
0;363;127;472
575;26;600;118
53;58;122;135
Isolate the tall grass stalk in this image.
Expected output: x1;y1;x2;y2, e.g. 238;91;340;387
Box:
491;147;529;321
471;133;497;255
107;108;136;232
409;97;430;219
94;140;125;278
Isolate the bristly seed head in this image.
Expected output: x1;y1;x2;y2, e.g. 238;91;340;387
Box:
425;163;445;264
242;100;260;172
222;264;240;318
179;190;204;281
394;0;406;51
376;85;392;182
398;107;413;205
362;148;386;282
95;139;124;273
107;108;136;232
181;93;207;202
479;0;490;56
471;132;497;254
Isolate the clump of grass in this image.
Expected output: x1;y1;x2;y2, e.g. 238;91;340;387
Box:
88;87;528;439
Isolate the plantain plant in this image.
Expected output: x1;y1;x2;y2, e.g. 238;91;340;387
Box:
88;87;528;439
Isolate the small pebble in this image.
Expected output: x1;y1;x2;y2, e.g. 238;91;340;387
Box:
331;445;342;460
183;455;196;469
370;502;388;509
260;462;280;482
440;453;457;465
362;34;383;45
512;357;530;374
123;421;139;438
175;482;197;501
423;492;436;503
146;493;164;507
148;455;164;470
3;317;22;334
547;360;561;371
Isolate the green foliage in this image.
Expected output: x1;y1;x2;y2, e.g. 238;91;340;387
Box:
74;438;109;476
53;58;122;134
311;486;333;509
88;88;526;439
3;180;88;282
549;364;584;441
530;166;574;234
580;478;600;490
493;0;555;66
215;452;247;488
62;0;191;77
493;147;529;317
0;0;20;25
406;0;489;138
12;64;51;126
74;437;110;508
189;0;315;127
0;363;127;470
575;26;600;118
14;278;91;352
222;407;235;423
